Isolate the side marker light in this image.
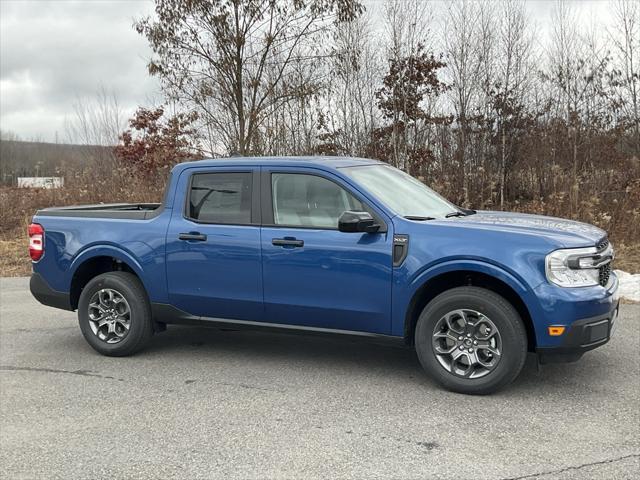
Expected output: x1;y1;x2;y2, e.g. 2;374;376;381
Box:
548;326;566;336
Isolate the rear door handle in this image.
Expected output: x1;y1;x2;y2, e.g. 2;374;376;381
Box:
272;238;304;247
179;232;207;241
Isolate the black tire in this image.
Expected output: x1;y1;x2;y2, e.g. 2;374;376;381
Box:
415;287;527;395
78;272;153;356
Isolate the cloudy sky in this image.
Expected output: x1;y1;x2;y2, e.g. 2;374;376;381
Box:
0;0;613;144
1;0;158;143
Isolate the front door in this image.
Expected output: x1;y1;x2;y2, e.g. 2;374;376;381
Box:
166;167;263;320
260;168;393;334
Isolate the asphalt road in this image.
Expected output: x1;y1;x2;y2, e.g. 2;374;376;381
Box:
1;277;638;479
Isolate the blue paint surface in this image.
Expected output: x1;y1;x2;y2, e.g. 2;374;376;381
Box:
32;156;618;348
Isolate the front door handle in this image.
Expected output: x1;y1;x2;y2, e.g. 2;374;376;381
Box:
272;238;304;247
179;232;207;241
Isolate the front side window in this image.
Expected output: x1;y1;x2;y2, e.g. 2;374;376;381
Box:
188;172;252;224
272;173;364;228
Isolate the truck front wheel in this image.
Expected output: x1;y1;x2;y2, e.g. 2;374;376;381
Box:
415;286;527;395
77;272;153;356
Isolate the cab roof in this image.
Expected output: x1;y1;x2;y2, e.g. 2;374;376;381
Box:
172;156;382;174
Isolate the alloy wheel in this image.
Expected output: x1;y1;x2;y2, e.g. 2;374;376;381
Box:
87;288;132;344
432;309;503;379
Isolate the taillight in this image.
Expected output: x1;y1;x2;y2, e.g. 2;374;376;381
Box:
28;223;44;261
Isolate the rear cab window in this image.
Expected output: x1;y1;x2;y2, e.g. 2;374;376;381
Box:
186;172;253;224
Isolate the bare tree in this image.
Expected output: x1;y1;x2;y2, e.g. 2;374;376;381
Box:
63;85;125;171
493;0;534;207
136;0;363;156
442;0;485;206
545;1;586;211
65;86;126;147
610;0;640;155
379;0;434;169
319;11;381;156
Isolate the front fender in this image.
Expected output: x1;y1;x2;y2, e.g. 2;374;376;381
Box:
391;258;543;337
409;258;533;295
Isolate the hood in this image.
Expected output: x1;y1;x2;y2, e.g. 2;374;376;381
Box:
441;210;606;248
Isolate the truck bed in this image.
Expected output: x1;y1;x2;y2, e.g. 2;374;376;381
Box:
35;203;163;220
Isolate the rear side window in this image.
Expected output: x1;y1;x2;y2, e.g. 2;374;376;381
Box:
187;172;252;224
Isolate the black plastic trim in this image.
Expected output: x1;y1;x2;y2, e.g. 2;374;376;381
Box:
252;168;262;225
151;303;199;324
29;273;73;311
35;203;163;220
536;303;619;364
260;166;274;224
151;302;403;343
393;234;409;267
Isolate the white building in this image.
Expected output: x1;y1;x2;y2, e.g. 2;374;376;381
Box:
17;177;64;189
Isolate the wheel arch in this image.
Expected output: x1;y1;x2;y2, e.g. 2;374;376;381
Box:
404;269;536;352
69;247;147;310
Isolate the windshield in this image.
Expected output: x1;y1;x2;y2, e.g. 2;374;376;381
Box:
342;164;458;219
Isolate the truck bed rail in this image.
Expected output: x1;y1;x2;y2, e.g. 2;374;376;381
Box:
35;203;163;220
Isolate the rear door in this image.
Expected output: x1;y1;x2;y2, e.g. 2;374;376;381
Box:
165;166;263;320
260;167;394;334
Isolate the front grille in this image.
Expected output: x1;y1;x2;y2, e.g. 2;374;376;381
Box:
596;237;612;286
596;237;609;252
598;262;611;287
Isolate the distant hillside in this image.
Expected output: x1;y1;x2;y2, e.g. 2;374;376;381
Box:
0;140;113;185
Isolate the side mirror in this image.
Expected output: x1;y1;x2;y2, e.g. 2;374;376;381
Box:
338;211;380;233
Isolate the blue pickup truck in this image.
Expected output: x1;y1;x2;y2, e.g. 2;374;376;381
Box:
29;157;619;394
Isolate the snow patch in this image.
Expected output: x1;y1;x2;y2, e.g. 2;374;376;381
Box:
615;270;640;303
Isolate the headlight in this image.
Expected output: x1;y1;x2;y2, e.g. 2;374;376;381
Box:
545;246;603;287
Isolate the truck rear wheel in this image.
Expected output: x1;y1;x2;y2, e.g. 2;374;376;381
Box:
415;286;527;395
78;272;153;356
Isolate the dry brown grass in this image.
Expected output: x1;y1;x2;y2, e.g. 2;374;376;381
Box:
0;235;30;277
614;243;640;273
0;166;167;277
1;164;638;277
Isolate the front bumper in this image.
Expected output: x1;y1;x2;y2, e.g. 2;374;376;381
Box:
533;271;619;364
536;297;620;364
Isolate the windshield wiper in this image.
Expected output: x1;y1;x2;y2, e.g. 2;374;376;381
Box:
404;215;436;221
445;211;466;218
